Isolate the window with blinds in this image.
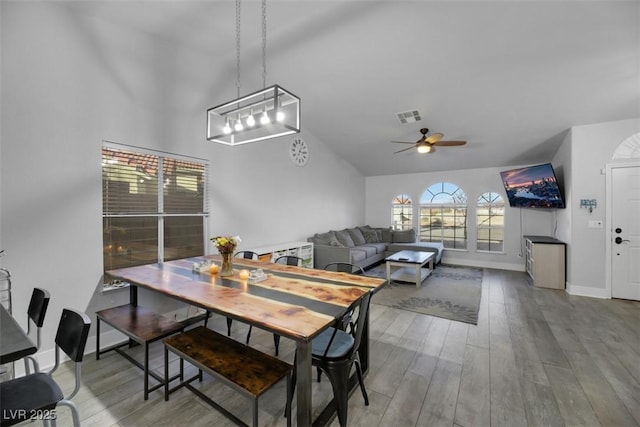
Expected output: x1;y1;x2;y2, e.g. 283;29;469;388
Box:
102;144;208;271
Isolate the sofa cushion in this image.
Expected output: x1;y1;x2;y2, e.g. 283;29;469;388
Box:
354;245;377;258
362;243;387;254
349;249;367;263
333;229;355;247
392;228;416;243
373;227;393;243
312;231;337;245
348;228;366;246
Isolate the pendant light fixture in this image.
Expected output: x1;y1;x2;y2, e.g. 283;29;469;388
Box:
207;0;300;146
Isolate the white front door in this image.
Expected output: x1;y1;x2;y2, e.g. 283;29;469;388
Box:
611;165;640;300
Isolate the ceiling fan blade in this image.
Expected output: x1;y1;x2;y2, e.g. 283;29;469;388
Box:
434;140;467;147
390;141;415;144
425;132;444;144
393;146;417;154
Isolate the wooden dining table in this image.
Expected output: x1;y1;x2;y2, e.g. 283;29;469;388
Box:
106;255;386;426
0;304;37;366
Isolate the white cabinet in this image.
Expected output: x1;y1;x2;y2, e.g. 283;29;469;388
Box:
245;241;314;268
524;236;565;289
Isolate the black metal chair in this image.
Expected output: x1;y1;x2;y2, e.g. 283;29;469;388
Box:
0;308;91;427
24;288;50;374
289;289;373;427
234;250;259;260
274;255;303;266
324;262;365;275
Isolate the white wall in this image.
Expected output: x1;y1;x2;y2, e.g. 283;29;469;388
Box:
0;2;364;364
552;130;573;283
365;166;555;271
554;118;640;297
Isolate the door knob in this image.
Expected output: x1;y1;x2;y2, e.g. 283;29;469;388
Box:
615;237;630;244
615;228;622;234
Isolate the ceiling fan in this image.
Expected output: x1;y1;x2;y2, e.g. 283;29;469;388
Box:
392;128;466;154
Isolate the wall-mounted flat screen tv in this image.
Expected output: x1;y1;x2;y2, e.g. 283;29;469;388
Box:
500;163;565;209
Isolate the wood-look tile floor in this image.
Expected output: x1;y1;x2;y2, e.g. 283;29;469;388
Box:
16;269;640;426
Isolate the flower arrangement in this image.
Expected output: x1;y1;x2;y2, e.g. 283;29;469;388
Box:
210;235;241;255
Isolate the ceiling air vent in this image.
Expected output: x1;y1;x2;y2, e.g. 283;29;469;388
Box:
395;110;422;124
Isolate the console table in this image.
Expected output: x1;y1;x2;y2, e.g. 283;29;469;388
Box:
524;235;566;289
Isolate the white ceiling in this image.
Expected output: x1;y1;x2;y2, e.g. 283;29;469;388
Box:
65;0;639;176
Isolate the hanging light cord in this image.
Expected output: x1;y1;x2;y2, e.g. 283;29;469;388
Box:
261;0;267;88
235;0;242;98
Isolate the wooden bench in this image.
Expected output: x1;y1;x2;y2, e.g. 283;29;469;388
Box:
164;326;292;427
96;304;184;400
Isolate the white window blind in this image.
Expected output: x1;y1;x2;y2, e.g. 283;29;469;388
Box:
102;144;208;271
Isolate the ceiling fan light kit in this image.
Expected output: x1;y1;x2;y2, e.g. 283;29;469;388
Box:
417;143;433;154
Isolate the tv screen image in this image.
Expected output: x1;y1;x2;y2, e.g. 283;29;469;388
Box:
500;163;565;209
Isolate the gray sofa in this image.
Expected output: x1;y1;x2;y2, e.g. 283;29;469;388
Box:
308;226;444;270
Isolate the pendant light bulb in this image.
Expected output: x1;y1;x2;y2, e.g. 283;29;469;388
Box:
234;117;244;132
246;111;256;127
260;110;270;125
223;119;232;134
276;111;285;122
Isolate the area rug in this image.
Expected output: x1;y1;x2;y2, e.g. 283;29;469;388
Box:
367;264;483;325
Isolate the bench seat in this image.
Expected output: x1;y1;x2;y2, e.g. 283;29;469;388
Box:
96;304;184;400
164;326;292;427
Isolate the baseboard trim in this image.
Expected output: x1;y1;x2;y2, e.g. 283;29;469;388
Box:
566;282;610;299
442;258;525;272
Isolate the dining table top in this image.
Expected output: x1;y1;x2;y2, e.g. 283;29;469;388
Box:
0;304;37;365
106;255;387;343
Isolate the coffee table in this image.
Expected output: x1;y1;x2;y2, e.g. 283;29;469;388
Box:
385;250;435;288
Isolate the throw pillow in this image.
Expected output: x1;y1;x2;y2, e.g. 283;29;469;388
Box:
312;231;337;246
362;229;380;243
333;229;356;247
328;235;343;247
348;228;366;246
393;228;416;243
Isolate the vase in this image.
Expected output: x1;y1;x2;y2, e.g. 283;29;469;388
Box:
220;252;234;277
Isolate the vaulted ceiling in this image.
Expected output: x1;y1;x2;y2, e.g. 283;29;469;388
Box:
64;0;639;176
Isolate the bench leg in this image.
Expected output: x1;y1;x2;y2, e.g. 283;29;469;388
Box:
286;372;292;427
164;346;169;401
144;343;150;400
95;318;101;360
253;398;259;427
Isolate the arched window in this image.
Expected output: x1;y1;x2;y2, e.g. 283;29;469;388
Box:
477;192;505;252
420;182;467;249
392;194;413;230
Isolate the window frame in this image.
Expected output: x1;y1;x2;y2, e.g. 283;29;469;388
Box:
476;191;505;253
391;194;413;230
419;182;468;250
102;142;209;274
